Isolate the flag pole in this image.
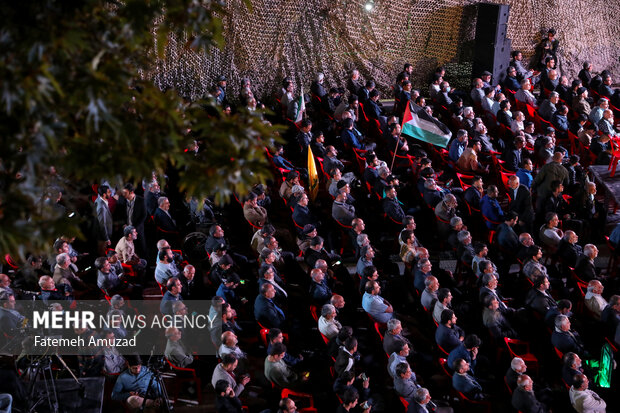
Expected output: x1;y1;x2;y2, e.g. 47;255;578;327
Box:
390;131;401;172
391;100;410;171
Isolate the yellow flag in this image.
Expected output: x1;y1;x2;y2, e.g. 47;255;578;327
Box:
307;146;319;201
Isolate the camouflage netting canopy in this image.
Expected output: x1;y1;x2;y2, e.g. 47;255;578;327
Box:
148;0;620;102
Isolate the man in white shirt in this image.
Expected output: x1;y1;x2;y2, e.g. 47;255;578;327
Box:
569;374;606;413
318;304;341;340
584;280;607;320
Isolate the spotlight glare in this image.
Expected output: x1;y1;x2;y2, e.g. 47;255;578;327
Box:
364;1;374;11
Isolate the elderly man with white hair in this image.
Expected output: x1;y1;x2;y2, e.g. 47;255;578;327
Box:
383;318;411;355
575;244;599;283
421;276;439;312
584;280;607;319
505;357;527;391
52;252;91;296
435;194;458;232
538;91;560;121
552;315;586;356
318;304;341;340
512;374;549;413
153;196;178;232
218;331;246;360
515;79;538;108
311;72;327;98
409;386;454;413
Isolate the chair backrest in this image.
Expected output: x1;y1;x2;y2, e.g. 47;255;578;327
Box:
504;375;513;394
439;357;452;377
309;305;319;323
259;327;270;346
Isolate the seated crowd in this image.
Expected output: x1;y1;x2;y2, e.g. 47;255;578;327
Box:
1;36;620;413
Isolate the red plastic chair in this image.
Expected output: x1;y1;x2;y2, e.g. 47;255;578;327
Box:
604;236;618;276
351;148;368;174
281;389;317;412
309;305;319;323
608;137;620;177
504;376;513;394
504;337;539;374
164;357;202;404
439;357;452;377
456;391;492;413
437;343;449;357
101;288;112;303
259;328;270;346
373;322;384;341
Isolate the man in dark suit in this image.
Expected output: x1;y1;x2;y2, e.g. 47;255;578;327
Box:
95;185;113;256
601;295;620;335
525;276;557;316
116;183;147;256
505;357;527;391
153;196;178;232
383;186;406;224
574;244;599;282
507;175;534;233
551;315;586;356
334;336;358;376
144;180;161;216
505;136;525;172
383;319;411;355
562;352;583;387
452;358;484;399
497;212;519;251
422;179;445;208
464;176;484;210
358;80;374;104
558;231;582;269
160;277;183;315
435;309;465;353
481;186;504;229
512;375;548;413
366;89;383;120
408;388;454;413
254;283;285;329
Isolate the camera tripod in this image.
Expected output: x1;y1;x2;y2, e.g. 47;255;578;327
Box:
26;356;59;413
140;357;173;412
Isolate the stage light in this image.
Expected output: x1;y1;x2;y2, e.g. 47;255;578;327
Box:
364;0;374;11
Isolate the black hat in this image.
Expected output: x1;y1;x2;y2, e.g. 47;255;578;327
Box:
217;75;226;82
481;71;492;77
337;180;347;189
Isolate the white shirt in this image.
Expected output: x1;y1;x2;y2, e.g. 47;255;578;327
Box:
318;316;341;340
569;386;606;413
584;292;607;319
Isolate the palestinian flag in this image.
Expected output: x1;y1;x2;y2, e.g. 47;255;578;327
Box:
307;146;319;201
401;102;451;148
295;86;306;125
